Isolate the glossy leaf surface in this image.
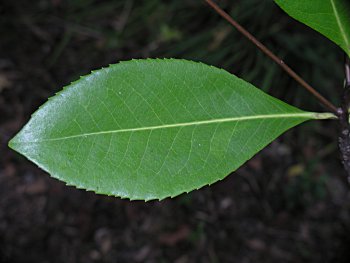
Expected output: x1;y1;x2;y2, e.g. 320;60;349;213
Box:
275;0;350;57
9;59;333;200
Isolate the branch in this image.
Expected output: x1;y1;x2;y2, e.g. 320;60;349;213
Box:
205;0;338;114
339;55;350;181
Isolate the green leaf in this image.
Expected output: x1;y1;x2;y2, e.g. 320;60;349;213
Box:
275;0;350;57
8;59;334;200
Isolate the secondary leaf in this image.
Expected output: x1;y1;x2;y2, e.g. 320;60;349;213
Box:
8;59;334;200
275;0;350;57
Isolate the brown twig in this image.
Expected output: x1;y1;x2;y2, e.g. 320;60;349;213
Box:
339;55;350;180
205;0;338;114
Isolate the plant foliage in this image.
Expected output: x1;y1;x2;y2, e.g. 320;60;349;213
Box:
9;59;334;200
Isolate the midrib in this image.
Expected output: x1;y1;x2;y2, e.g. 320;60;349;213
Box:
17;112;325;143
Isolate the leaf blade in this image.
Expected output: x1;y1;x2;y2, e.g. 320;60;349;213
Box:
9;59;333;200
275;0;350;57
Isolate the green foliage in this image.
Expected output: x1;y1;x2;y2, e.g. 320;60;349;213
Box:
8;59;334;200
275;0;350;57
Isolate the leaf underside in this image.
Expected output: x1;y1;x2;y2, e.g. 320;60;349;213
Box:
275;0;350;57
9;59;321;200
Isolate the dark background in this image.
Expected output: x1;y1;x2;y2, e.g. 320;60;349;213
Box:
1;0;350;262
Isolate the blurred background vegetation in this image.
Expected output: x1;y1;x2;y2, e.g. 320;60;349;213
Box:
1;0;350;262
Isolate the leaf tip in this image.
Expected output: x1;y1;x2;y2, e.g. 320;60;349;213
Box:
8;134;20;152
8;138;15;150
